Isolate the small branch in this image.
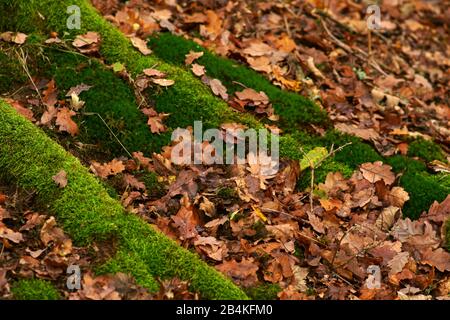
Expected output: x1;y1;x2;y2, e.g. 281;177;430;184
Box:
16;48;44;105
82;112;133;158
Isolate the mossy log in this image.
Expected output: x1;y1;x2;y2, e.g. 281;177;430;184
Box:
0;99;248;299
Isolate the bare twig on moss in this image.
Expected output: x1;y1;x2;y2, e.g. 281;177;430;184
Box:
82;112;133;158
16;48;44;105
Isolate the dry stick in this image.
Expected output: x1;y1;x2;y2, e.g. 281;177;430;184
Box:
319;19;389;76
82;112;133;158
16;48;44;105
330;225;357;268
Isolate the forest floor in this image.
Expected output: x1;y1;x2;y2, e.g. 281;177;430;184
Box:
1;0;449;300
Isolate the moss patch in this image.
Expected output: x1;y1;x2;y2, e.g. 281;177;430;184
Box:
244;283;281;300
11;279;60;300
386;156;450;219
407;138;446;162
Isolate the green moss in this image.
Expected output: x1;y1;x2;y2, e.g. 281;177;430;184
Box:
386;156;450;219
11;279;60;300
398;171;449;219
297;158;353;190
95;249;160;292
141;171;166;198
245;283;281;300
148;33;328;128
0;50;27;93
217;187;238;199
407;138;446;162
0;100;247;299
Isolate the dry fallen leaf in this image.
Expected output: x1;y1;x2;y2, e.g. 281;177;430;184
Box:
56;107;79;136
421;248;450;272
185;51;204;65
142;108;169;134
152;78;175;87
360;161;395;185
208;78;228;100
72;32;100;53
130;36;152;55
52;170;68;188
0;31;28;44
191;63;206;77
90;159;126;179
143;68;166;78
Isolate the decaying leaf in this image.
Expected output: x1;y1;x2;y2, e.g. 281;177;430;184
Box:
360;161;395;185
52;170;68;188
130;36;152;55
185;51;204;65
56;108;79;136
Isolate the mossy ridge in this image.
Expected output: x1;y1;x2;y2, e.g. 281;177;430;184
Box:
0;0;260;131
148;33;328;128
1;0;448;218
11;279;60;300
407;138;446;163
0;100;247;299
147;34;450;217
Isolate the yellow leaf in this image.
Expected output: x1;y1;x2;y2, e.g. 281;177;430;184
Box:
252;205;268;223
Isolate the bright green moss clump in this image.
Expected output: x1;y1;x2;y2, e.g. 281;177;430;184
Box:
0;100;247;299
148;33;328;128
407;138;446;162
11;279;60;300
386;156;450;219
245;283;281;300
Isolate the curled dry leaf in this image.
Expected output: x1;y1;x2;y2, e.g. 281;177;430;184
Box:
130;36;152;55
185;51;204;65
72;32;100;53
141;108;170;134
0;223;23;243
152;78;175;87
235;88;269;105
208;78;228;100
191;63;206;77
52;170;68;188
375;206;400;231
90;159;126;179
0;31;27;44
143;68;166;78
387;187;410;208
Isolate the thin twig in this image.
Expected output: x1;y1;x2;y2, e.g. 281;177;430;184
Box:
16;48;44;105
82;112;133;158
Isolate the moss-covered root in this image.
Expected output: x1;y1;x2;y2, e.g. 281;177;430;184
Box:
0;0;259;132
148;33;327;128
11;279;60;300
0;100;247;299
